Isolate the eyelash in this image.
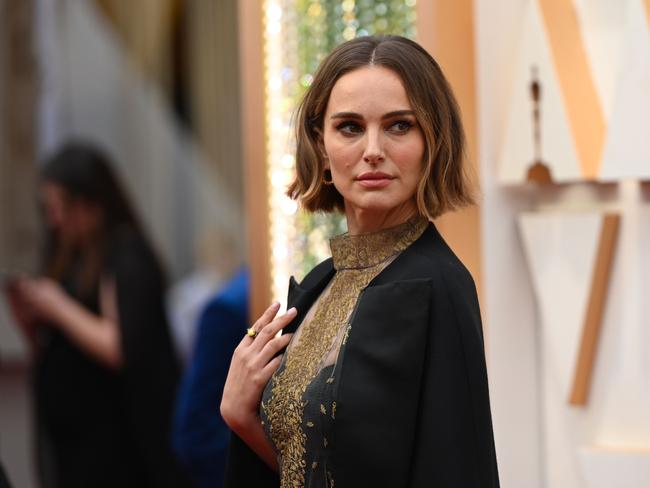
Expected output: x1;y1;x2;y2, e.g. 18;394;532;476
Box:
335;119;415;136
390;120;414;133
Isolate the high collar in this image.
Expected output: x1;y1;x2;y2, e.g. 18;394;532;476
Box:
330;215;429;271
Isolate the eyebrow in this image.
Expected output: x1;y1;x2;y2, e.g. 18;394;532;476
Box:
329;110;416;120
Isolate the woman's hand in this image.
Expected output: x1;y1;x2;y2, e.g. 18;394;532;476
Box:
13;276;123;369
15;277;71;325
220;302;297;470
221;302;297;431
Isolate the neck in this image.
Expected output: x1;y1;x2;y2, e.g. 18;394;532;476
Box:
344;202;418;235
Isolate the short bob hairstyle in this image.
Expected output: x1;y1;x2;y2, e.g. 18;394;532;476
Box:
287;35;475;220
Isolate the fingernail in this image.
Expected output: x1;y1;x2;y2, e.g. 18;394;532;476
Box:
286;307;297;316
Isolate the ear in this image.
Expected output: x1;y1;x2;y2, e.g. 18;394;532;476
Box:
314;127;329;167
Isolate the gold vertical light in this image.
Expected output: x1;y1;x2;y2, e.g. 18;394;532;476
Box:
264;0;299;308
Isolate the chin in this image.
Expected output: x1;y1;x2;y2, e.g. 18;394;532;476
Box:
348;197;408;214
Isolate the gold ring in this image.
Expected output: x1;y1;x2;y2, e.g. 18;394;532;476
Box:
246;327;258;338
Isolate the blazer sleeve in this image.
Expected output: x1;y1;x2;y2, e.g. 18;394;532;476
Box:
406;265;499;487
223;433;279;487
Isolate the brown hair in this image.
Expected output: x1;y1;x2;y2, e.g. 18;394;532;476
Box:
41;142;160;298
287;35;475;219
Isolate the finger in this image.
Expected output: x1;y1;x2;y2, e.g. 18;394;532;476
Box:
256;332;293;367
237;332;253;349
15;280;34;301
241;302;280;345
15;278;29;292
250;307;297;352
249;302;281;336
259;355;283;385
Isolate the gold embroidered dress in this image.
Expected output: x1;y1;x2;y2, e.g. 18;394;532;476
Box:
260;216;428;488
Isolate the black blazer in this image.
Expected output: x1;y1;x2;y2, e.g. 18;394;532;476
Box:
225;223;500;487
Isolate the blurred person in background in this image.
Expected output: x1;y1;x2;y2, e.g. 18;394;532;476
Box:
166;232;243;365
173;266;248;488
5;143;192;488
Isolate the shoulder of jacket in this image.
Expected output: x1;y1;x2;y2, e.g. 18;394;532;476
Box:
404;226;477;294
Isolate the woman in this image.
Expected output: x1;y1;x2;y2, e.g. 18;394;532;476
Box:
6;144;191;487
221;36;500;487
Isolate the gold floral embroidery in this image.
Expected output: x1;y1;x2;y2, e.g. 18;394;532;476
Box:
263;216;428;488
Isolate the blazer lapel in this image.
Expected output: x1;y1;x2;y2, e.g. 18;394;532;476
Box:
284;259;336;334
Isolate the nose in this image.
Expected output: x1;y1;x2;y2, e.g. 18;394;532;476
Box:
362;127;385;164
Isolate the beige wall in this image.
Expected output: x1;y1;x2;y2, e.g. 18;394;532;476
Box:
0;4;39;487
186;0;244;204
0;0;40;275
238;0;270;319
417;0;483;304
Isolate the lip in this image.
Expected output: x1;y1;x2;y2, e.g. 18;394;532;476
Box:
356;171;393;180
355;171;394;189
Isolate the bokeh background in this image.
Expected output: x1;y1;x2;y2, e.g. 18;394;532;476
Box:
1;1;649;487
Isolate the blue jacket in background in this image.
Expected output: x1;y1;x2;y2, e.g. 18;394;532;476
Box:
173;267;249;488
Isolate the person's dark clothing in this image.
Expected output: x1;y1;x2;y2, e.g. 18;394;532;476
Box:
0;460;11;488
225;223;500;488
173;267;248;488
34;226;191;488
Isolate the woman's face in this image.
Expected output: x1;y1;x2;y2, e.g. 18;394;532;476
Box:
321;65;425;229
41;182;99;244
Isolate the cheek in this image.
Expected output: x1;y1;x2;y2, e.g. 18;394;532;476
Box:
45;203;66;230
390;139;426;175
324;138;362;170
67;208;90;235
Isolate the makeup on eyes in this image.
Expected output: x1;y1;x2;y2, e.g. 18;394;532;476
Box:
334;117;416;136
388;119;415;133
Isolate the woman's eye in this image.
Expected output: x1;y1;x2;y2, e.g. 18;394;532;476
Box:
388;120;414;134
336;121;363;135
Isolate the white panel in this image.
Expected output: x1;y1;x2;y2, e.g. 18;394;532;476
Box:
498;0;583;184
519;211;603;488
573;0;627;119
592;183;650;447
578;447;650;488
599;0;650;181
476;0;542;485
518;213;601;398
